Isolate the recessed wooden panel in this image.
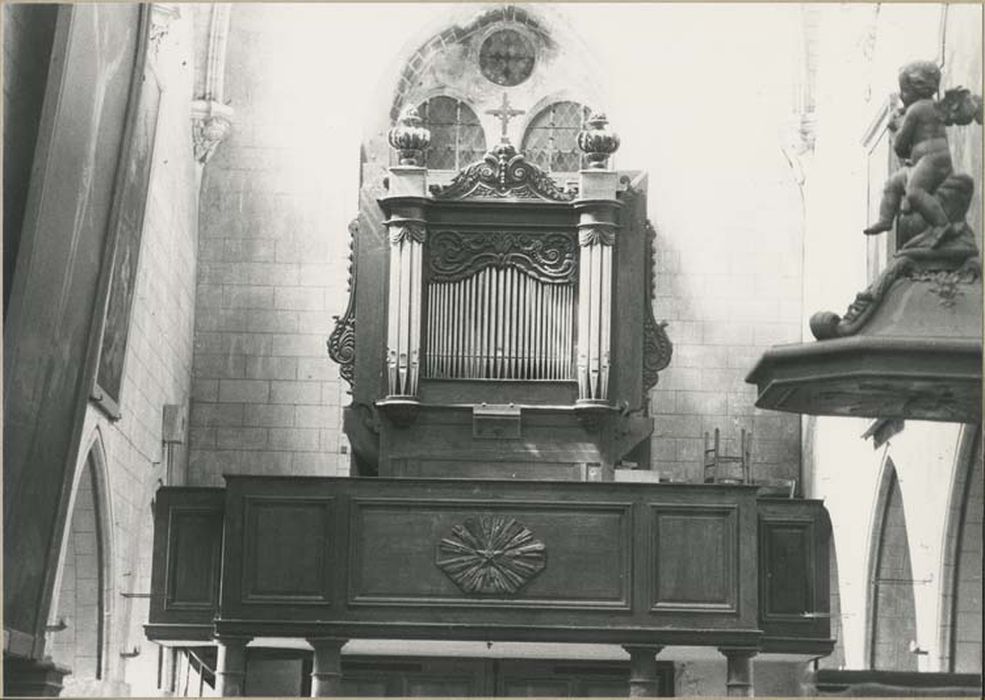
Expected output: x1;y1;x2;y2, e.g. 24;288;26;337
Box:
761;520;814;618
165;508;222;611
650;505;737;612
349;499;631;609
242;498;333;603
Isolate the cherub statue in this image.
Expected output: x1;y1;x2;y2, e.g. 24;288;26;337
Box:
864;60;982;249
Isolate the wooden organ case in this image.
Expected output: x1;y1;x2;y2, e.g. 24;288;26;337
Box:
331;117;672;481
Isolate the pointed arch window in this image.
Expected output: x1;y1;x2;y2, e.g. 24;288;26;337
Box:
418;96;486;171
521;101;592;172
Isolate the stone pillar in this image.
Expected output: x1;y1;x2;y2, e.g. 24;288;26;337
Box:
575;114;621;408
623;645;664;697
308;637;347;696
719;647;758;697
378;107;430;418
215;635;251;696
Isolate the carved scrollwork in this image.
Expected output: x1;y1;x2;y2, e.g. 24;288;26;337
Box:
643;316;673;391
427;229;577;285
642;218;672;390
429;142;576;202
810;256;981;339
328;219;358;386
435;515;547;595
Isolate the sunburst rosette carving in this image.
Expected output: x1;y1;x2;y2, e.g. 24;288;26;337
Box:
435;515;547;595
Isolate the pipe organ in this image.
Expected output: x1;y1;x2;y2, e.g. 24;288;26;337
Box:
331;112;672;480
424;230;577;381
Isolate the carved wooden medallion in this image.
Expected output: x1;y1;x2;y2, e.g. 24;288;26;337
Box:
436;515;546;595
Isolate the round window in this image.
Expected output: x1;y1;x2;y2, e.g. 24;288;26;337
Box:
478;29;535;87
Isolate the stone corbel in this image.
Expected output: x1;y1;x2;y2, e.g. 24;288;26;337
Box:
191;99;234;166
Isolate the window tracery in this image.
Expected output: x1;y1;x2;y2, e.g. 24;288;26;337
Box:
417;96;486;170
521;101;591;172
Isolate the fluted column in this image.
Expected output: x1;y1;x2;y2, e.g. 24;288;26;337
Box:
384;208;426;399
575;114;621;407
215;635;251;696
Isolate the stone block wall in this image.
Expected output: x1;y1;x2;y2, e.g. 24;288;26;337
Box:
187;6;353;486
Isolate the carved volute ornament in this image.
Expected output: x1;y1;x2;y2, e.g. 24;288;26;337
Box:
577;112;620;169
388;106;431;167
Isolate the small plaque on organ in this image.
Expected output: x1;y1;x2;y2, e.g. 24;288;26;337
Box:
473;404;521;439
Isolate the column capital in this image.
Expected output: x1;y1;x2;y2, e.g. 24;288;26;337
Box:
718;646;759;658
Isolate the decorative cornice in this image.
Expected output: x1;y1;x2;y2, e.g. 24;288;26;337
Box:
435;515;547;595
328;219;359;387
430;142;576;202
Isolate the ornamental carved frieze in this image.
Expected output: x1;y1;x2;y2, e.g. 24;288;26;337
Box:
388;221;427;246
435;515;547;595
328;219;358;387
427;229;577;285
430;142;576;202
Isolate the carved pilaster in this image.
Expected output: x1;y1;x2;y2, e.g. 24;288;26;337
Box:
384;213;426;400
574;169;621;406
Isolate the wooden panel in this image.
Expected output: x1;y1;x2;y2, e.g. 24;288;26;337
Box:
242;497;333;603
758;499;832;651
150;488;224;628
349;499;631;609
761;522;813;617
649;505;737;612
165;508;222;611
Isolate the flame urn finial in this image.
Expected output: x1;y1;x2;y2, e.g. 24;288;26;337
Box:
388;106;431;166
577;113;620;169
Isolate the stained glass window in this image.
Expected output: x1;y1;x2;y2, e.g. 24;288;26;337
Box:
418;96;486;171
521;101;591;173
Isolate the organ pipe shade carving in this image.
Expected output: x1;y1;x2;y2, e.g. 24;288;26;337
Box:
427;230;577;284
425;230;577;380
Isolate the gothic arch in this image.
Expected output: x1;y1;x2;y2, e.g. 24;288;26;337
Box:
864;456;918;670
46;427;115;693
938;424;983;672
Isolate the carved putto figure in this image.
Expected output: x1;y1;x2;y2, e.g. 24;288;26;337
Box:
810;60;982;341
864;60;982;252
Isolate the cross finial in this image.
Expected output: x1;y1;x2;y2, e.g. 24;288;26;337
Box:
486;92;525;143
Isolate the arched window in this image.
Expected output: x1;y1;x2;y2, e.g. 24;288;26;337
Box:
417;96;486;171
521;101;591;172
866;459;919;670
